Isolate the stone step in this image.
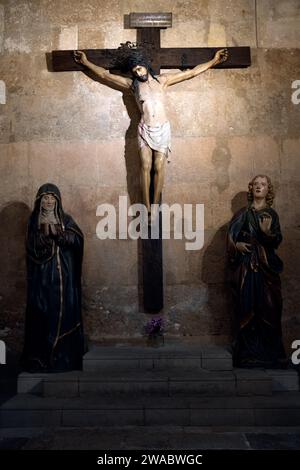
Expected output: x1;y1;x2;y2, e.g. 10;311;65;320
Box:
1;393;300;428
265;369;300;392
83;343;233;372
17;368;277;398
2;425;300;450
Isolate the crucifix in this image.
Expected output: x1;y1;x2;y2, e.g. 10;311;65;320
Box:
52;12;251;73
51;12;251;313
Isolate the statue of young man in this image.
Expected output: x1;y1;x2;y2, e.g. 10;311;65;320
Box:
227;175;286;368
74;47;228;219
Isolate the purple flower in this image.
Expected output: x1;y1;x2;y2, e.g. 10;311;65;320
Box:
145;317;164;337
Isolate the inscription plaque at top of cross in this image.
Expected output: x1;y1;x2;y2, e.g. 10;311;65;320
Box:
51;12;251;74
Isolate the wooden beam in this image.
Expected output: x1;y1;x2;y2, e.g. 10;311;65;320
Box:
51;49;116;72
51;46;251;72
137;28;161;50
157;47;251;69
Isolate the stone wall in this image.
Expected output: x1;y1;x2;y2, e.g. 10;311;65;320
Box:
0;1;299;352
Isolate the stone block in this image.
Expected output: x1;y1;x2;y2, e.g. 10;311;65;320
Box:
0;143;30;200
169;378;235;396
28;142;61;189
78;379;169;396
179;432;249;449
62;409;143;427
202;357;233;371
163;240;200;285
83;237;138;287
164;284;208;317
17;374;43;395
0;410;61;428
145;408;190;426
201;347;233;371
83;358;153;372
165;137;215;184
265;369;300;392
168;0;256;48
257;0;300;48
42;0;123;25
153;358;202;370
234;370;272;396
228;136;281;184
0;4;3;53
254;409;300;426
281;138;300;182
97;139;128;187
190;408;255;426
43;380;79;398
60;184;100;236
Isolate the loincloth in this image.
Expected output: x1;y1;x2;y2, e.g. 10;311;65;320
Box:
138;120;171;161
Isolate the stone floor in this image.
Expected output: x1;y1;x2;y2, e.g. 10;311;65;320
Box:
1;426;300;450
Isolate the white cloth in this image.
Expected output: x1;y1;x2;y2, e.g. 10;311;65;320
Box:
138;120;171;160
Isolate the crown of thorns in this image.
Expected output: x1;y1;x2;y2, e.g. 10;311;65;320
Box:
111;41;152;72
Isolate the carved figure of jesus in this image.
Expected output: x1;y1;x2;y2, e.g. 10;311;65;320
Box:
74;48;228;219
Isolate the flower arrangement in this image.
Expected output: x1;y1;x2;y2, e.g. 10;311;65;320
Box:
145;317;164;347
145;317;164;336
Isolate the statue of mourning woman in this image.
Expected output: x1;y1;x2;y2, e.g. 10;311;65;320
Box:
227;175;287;368
21;183;84;372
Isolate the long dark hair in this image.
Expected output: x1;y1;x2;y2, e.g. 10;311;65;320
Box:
111;41;160;93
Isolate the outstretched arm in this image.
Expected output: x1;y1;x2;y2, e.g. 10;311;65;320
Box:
161;49;229;87
74;51;132;90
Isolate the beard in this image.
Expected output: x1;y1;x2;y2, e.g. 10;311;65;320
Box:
136;73;148;82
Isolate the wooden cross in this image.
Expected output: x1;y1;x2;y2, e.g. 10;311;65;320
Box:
52;12;251;74
51;13;251;314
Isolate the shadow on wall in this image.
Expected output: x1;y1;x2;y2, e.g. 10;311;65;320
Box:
69;68;150;314
122;92;142;206
78;68;142;206
46;55;142;203
0;202;31;354
201;192;247;343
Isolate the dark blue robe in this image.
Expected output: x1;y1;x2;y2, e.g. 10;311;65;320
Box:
22;183;84;372
227;206;286;368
